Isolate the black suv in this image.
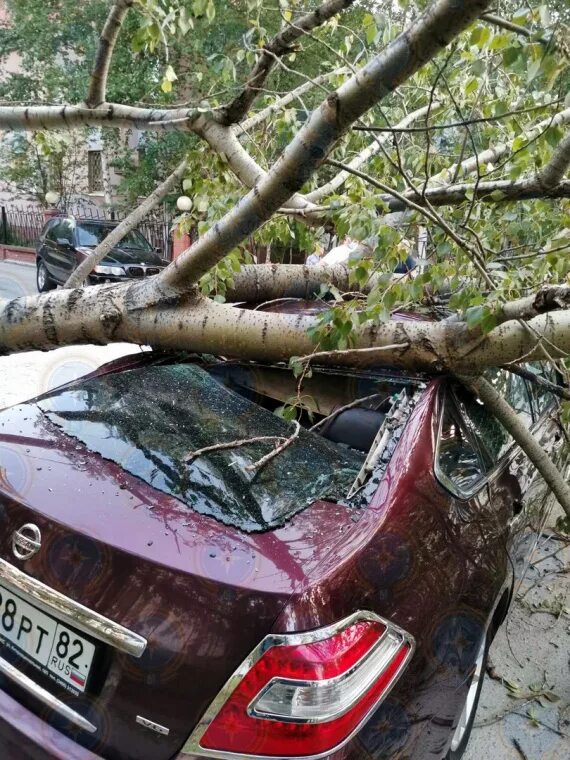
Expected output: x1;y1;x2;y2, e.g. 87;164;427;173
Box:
36;216;169;292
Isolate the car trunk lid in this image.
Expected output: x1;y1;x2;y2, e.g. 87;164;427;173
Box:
0;401;307;759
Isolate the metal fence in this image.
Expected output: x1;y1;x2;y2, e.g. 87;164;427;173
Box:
0;204;175;259
0;206;44;248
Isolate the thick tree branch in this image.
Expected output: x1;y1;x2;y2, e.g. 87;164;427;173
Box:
460;375;570;519
196;120;317;213
376;178;570;211
0;103;200;132
218;0;356;126
223;264;408;302
305;103;441;203
86;0;133;107
494;286;570;325
2;273;569;373
536;131;570;189
64;158;188;289
364;126;570;213
157;0;494;292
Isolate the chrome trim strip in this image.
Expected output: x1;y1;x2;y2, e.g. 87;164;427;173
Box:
0;559;146;658
181;610;415;760
0;654;97;734
136;715;170;735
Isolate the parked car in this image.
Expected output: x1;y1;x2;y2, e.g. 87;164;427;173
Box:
35;216;169;292
0;305;563;760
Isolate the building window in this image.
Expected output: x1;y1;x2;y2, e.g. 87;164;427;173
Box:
88;150;103;193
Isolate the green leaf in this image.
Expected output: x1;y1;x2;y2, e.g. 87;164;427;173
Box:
464;77;479;95
527;58;542;83
503;46;520;66
274;405;297;422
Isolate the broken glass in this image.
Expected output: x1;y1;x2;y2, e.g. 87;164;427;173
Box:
38;364;365;532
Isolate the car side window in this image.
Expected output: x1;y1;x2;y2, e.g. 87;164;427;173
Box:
57;219;74;244
453;384;512;465
44;220;59;242
437;392;487;495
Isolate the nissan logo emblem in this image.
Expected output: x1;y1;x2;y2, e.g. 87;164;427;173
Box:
12;524;42;561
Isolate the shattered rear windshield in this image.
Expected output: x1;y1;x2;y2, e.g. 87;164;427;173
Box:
38;364;365;532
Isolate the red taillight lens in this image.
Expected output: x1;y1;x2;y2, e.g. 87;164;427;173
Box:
191;612;414;759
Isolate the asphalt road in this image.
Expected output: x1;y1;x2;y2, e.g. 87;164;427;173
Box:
0;258;568;759
0;260;37;299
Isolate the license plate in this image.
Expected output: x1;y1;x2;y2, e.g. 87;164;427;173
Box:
0;583;96;693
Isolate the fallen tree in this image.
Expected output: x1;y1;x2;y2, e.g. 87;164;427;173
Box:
0;0;569;516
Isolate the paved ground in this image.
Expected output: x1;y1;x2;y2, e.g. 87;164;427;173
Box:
464;515;570;760
0;259;36;298
0;259;568;758
0;261;140;406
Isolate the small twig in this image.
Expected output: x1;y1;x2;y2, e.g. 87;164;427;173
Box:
503;364;570;401
245;421;301;472
532;543;570;567
310;392;384;431
512;737;530;760
185;435;285;462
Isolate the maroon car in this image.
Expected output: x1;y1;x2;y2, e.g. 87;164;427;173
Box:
0;318;562;760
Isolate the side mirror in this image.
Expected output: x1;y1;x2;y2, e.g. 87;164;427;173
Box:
154;246;162;254
57;237;73;248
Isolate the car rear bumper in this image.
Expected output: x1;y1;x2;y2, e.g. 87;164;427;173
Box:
0;687;100;760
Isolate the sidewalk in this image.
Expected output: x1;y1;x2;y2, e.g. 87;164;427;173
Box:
465;508;570;760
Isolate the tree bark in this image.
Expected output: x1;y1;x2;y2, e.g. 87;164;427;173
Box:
2;279;569;371
376;178;570;211
86;0;133;107
0;103;200;132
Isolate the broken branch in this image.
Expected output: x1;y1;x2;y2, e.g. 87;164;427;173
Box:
459;375;570;519
185;435;286;462
245;421;301;472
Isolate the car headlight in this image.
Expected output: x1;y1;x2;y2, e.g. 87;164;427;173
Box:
93;265;125;277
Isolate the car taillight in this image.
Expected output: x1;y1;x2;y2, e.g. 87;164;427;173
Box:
186;611;414;759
